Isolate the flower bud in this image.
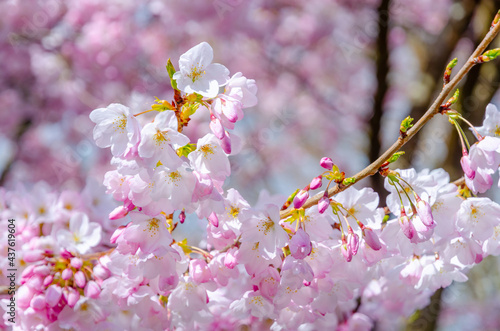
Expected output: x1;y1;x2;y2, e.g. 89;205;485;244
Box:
224;248;238;269
33;265;50;277
70;258;83;269
109;206;128;220
109;199;135;220
18;285;35;309
293;189;309;209
309;176;323;190
84;281;101;299
60;250;74;259
362;227;382;251
347;228;360;256
460;153;475;180
30;294;46;311
64;287;80;308
93;264;111;280
46;285;62;308
208;212;219;227
317;195;330;214
399;210;415;240
61;268;73;280
210;117;225;139
341;243;353;262
110;222;132;244
43;275;54;287
23;250;45;263
415;198;434;228
220;130;232;154
179;210;186;224
320;157;334;170
21;265;36;279
74;270;87;288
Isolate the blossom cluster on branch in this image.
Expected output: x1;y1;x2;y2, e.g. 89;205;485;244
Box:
2;19;500;329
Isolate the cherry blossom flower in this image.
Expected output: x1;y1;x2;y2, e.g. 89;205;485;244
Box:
138;110;189;170
55;212;102;254
188;133;230;180
475;103;500;138
89;103;140;156
173;42;230;98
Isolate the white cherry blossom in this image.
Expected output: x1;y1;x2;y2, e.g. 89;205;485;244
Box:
173;42;230;98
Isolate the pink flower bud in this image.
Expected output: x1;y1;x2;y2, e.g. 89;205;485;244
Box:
208;212;219;227
46;285;62;308
399;211;415;240
21;264;36;279
84;281;101;299
43;275;53;287
320;157;334;170
18;285;35;309
109;206;128;220
362;227;382;251
220;130;232;154
23;250;45;263
179;210;186;224
93;264;111;280
415;198;434;228
64;287;80;308
224;248;238;269
189;259;212;284
347;228;360;256
61;268;73;280
341;243;353;262
289;229;312;259
26;275;43;292
110;222;132;244
60;250;74;259
33;265;50;277
30;294;46;311
109;199;135;220
460;153;475;180
70;258;83;269
210;117;225;139
293;189;309;209
309;176;323;190
74;270;87;288
318;195;330;214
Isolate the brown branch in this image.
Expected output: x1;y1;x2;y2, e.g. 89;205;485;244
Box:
280;18;500;220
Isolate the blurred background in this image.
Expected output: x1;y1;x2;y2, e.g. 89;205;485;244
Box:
1;0;500;330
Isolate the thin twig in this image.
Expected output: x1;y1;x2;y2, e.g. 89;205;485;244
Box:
280;19;500;220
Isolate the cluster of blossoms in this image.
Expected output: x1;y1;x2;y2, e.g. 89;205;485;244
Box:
2;42;500;330
0;181;117;329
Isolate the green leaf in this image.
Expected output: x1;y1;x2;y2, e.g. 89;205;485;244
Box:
166;58;178;91
483;48;500;61
151;97;175;112
400;116;414;133
388;151;405;163
342;177;356;186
